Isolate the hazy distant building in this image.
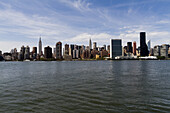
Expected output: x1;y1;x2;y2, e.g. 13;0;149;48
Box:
32;47;37;59
24;46;30;60
153;45;161;56
38;37;42;55
110;39;122;59
64;44;69;55
69;44;74;58
140;32;149;56
89;38;92;50
82;49;90;59
0;50;2;56
127;42;132;53
107;45;110;54
93;42;97;50
160;44;169;57
149;48;154;56
73;49;79;59
147;40;151;52
18;46;25;61
44;46;52;59
56;41;62;59
133;41;136;55
168;47;170;58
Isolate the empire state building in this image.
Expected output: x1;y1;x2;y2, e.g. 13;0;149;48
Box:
39;37;42;55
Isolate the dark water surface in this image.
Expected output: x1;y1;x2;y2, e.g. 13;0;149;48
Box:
0;61;170;113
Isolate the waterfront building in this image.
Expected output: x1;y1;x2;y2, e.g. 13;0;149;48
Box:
73;49;79;59
56;41;62;59
32;47;37;60
93;42;97;50
140;32;149;56
18;46;25;61
39;37;42;55
147;40;151;52
89;38;92;50
107;45;110;54
69;44;74;58
11;48;18;60
149;48;154;56
82;49;90;59
110;39;122;59
0;50;2;56
44;46;52;59
127;42;132;53
24;46;30;60
91;49;99;59
133;41;136;55
153;45;161;56
3;53;12;61
64;44;69;55
168;47;170;58
100;50;108;58
160;44;169;58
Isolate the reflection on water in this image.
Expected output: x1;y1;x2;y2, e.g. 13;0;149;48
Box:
0;61;170;113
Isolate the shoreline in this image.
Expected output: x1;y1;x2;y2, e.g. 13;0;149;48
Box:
1;59;170;62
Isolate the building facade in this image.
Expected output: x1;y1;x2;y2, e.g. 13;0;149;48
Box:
39;37;42;55
44;46;52;59
56;42;62;59
133;41;136;55
140;32;149;56
110;39;122;59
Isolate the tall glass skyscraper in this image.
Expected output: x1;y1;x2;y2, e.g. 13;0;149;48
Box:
110;39;122;59
140;32;149;56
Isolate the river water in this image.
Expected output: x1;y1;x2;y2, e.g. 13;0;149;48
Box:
0;61;170;113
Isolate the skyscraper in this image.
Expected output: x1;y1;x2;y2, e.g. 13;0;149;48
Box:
127;42;132;53
32;47;37;59
89;38;92;50
56;41;62;59
147;40;151;52
24;46;30;60
93;42;97;50
39;37;42;55
133;41;137;55
64;44;69;55
44;46;52;59
140;32;149;56
110;39;122;59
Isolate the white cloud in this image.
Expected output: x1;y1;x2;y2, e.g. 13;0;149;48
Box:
59;0;91;12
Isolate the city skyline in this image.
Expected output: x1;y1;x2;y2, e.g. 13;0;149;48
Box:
0;0;170;52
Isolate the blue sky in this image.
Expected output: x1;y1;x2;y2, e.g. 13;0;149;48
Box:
0;0;170;52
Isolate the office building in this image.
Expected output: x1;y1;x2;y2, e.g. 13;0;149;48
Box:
110;39;122;59
89;38;92;50
133;41;136;55
147;40;151;52
127;42;132;53
39;37;42;55
153;45;161;56
160;44;169;57
140;32;149;56
44;46;52;59
24;46;30;60
93;42;97;50
32;47;37;59
64;44;69;55
56;41;62;59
